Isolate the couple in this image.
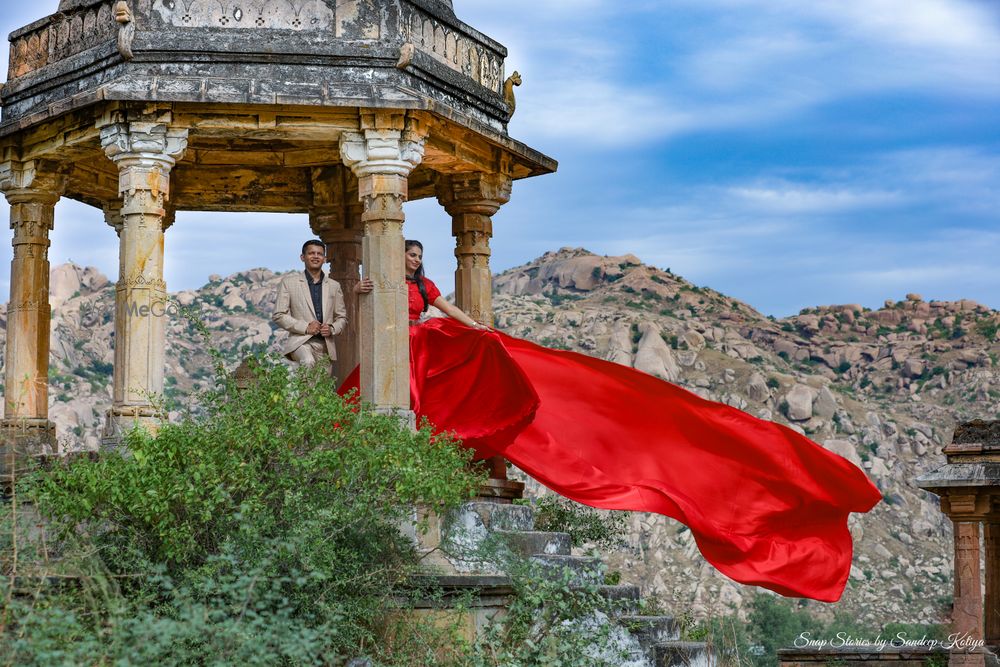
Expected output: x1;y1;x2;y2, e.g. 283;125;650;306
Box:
272;239;485;375
275;237;881;604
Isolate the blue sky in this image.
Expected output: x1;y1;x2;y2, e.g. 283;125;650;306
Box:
1;0;998;316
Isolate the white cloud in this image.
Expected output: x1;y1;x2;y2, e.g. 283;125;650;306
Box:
727;183;904;214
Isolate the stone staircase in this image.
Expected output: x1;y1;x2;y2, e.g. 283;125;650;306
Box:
418;499;715;667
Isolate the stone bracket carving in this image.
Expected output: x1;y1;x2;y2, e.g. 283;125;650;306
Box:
114;1;136;61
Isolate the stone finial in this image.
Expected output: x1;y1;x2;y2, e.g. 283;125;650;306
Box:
232;358;259;391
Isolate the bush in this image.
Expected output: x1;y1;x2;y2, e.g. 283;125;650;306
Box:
523;495;628;550
6;355;486;665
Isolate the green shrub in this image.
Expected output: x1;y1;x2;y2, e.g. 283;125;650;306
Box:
522;495;628;550
8;356;486;665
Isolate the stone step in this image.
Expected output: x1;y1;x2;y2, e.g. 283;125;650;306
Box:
655;640;714;667
530;554;604;585
595;584;642;613
620;615;681;660
453;501;534;532
494;529;571;556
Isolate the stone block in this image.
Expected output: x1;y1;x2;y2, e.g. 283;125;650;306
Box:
494;529;571;556
529;554;604;586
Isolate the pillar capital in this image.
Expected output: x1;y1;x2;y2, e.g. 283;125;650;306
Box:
103;202;124;236
0;160;67;203
340;111;428;180
436;172;512;217
99;109;188;166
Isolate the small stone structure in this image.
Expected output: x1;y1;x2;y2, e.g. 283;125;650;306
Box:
0;0;555;464
917;420;1000;667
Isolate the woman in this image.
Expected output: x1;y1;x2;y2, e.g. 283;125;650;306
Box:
347;240;881;603
356;240;489;328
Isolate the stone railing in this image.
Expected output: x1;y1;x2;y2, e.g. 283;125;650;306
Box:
402;0;505;94
8;1;117;80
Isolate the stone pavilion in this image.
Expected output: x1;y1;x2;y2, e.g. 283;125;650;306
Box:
0;0;556;453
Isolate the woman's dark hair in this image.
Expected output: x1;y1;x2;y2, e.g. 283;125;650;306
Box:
405;239;429;313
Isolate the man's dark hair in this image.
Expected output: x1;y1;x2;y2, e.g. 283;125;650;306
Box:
302;239;326;255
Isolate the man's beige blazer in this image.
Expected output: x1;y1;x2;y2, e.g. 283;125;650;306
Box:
272;271;348;360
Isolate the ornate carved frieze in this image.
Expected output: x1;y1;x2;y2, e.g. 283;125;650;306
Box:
404;3;504;93
8;1;116;79
150;0;333;31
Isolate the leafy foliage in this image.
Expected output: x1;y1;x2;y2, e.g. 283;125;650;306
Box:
521;495;628;550
5;356;486;665
3;355;639;666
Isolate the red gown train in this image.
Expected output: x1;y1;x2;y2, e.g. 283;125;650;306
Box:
340;318;881;603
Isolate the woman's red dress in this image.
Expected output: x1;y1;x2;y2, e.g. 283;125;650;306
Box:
340;281;881;603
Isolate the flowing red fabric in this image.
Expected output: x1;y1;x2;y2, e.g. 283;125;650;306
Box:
340;318;881;602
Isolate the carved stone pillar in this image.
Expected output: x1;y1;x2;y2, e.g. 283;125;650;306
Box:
340;111;426;414
99;110;187;438
437;172;513;484
0;161;65;429
953;519;985;667
309;166;363;385
986;523;1000;646
436;173;511;327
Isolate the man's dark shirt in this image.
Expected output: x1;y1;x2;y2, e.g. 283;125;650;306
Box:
305;269;324;323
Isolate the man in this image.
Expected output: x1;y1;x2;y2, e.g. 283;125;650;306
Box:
272;240;348;376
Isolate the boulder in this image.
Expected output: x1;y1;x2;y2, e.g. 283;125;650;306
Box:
823;439;862;468
605;321;633;367
223;292;247;310
633;322;680;382
50;263;82;307
175;290;197;307
901;358;925;379
773;339;798;357
813;386;838;420
784;384;815;421
681;329;706;352
746;373;770;403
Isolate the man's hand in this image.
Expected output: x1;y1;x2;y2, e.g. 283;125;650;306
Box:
355;278;374;294
320;323;332;337
306;320;322;335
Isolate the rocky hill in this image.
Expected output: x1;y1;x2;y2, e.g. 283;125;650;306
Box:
3;249;998;625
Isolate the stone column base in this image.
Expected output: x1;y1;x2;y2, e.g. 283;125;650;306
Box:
101;407;160;450
0;419;56;489
373;407;417;431
473;478;525;504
